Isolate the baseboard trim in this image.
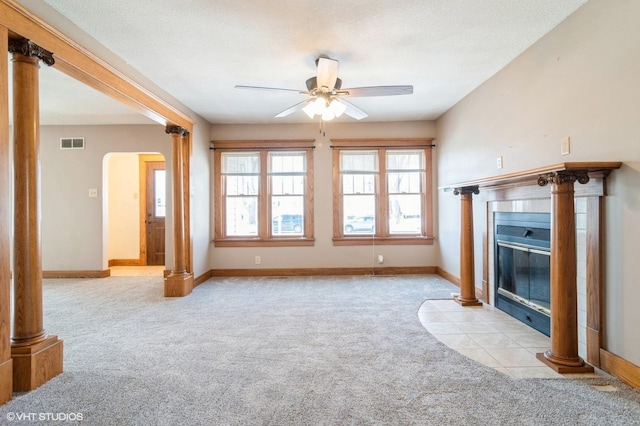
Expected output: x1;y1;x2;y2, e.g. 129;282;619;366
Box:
436;267;460;287
194;269;214;287
436;267;485;301
209;266;438;278
600;349;640;390
108;259;144;267
43;270;110;278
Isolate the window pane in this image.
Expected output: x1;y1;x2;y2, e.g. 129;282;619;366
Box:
271;175;304;195
226;175;259;196
271;196;304;236
387;150;424;170
269;152;306;173
388;172;421;194
343;195;375;234
389;194;421;234
154;169;166;217
222;152;260;174
340;151;378;172
225;196;258;236
342;174;375;194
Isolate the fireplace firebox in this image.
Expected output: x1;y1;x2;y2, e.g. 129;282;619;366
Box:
494;212;551;336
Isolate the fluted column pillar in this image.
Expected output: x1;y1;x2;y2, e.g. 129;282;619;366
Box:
536;171;593;373
9;39;63;391
164;125;193;297
0;25;13;404
453;185;482;306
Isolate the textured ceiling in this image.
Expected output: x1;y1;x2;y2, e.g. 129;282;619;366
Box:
17;0;588;125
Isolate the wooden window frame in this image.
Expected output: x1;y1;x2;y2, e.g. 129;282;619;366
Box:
213;140;315;247
331;138;435;246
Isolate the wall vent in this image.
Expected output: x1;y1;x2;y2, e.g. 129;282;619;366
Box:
60;137;85;149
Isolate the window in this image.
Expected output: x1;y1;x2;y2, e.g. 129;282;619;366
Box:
213;140;314;246
332;139;434;245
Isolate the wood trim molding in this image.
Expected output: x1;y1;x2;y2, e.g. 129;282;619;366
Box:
600;349;640;390
0;23;12;405
0;0;194;130
330;138;435;148
43;270;110;279
108;259;144;267
440;162;621;192
212;139;315;150
210;266;438;277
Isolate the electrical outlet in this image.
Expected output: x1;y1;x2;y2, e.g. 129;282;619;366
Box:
88;188;98;198
497;156;503;169
254;256;261;265
561;136;570;155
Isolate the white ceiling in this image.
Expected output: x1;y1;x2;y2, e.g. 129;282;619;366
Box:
15;0;588;125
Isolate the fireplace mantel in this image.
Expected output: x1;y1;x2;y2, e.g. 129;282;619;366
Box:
443;161;622;374
440;162;622;192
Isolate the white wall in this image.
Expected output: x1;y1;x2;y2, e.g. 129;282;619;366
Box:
107;153;141;260
210;121;438;270
436;0;640;365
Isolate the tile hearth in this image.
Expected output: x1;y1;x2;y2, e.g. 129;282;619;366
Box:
418;299;603;379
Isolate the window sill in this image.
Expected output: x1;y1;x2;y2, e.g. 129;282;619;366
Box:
332;236;434;246
213;238;315;247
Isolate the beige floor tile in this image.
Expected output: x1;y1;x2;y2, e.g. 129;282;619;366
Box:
507;367;563;379
418;311;451;323
484;347;546;367
494;367;514;377
467;333;522;349
456;348;501;368
485;320;538;334
442;311;486;322
429;300;468;312
504;332;550;348
455;321;500;334
421;321;465;334
417;301;441;313
432;333;481;349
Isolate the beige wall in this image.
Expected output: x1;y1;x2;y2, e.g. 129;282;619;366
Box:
436;0;640;365
107;153;141;261
40;125;171;271
210;121;438;270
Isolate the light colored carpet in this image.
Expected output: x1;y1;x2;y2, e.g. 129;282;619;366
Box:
1;274;638;425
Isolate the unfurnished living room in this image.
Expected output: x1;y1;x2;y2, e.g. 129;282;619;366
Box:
0;0;639;424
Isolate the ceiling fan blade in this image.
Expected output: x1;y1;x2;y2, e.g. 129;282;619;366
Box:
235;85;307;94
338;85;413;97
335;98;368;120
316;57;339;92
275;98;314;118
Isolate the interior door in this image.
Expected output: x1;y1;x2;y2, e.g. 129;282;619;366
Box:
146;161;166;265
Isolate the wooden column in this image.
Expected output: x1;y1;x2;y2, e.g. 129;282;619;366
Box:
536;171;593;373
453;185;482;306
164;126;193;297
9;39;63;391
0;25;13;404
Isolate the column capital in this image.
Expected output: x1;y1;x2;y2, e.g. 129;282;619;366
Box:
165;125;189;136
8;38;54;66
453;185;479;196
537;170;590;187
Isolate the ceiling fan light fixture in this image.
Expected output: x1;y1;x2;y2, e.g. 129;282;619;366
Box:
302;102;316;119
329;98;346;117
322;109;336;121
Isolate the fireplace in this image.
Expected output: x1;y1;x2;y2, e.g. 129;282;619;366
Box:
494;212;551;336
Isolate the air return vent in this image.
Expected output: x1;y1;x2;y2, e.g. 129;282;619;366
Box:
60;137;85;149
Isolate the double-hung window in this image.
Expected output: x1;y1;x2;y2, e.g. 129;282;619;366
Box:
213;140;314;246
332;138;434;245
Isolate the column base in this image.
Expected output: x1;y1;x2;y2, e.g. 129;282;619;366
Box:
454;295;483;307
164;272;194;297
536;351;594;374
0;358;13;404
12;335;63;392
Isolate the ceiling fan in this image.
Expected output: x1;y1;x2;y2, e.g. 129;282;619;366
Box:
235;56;413;121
